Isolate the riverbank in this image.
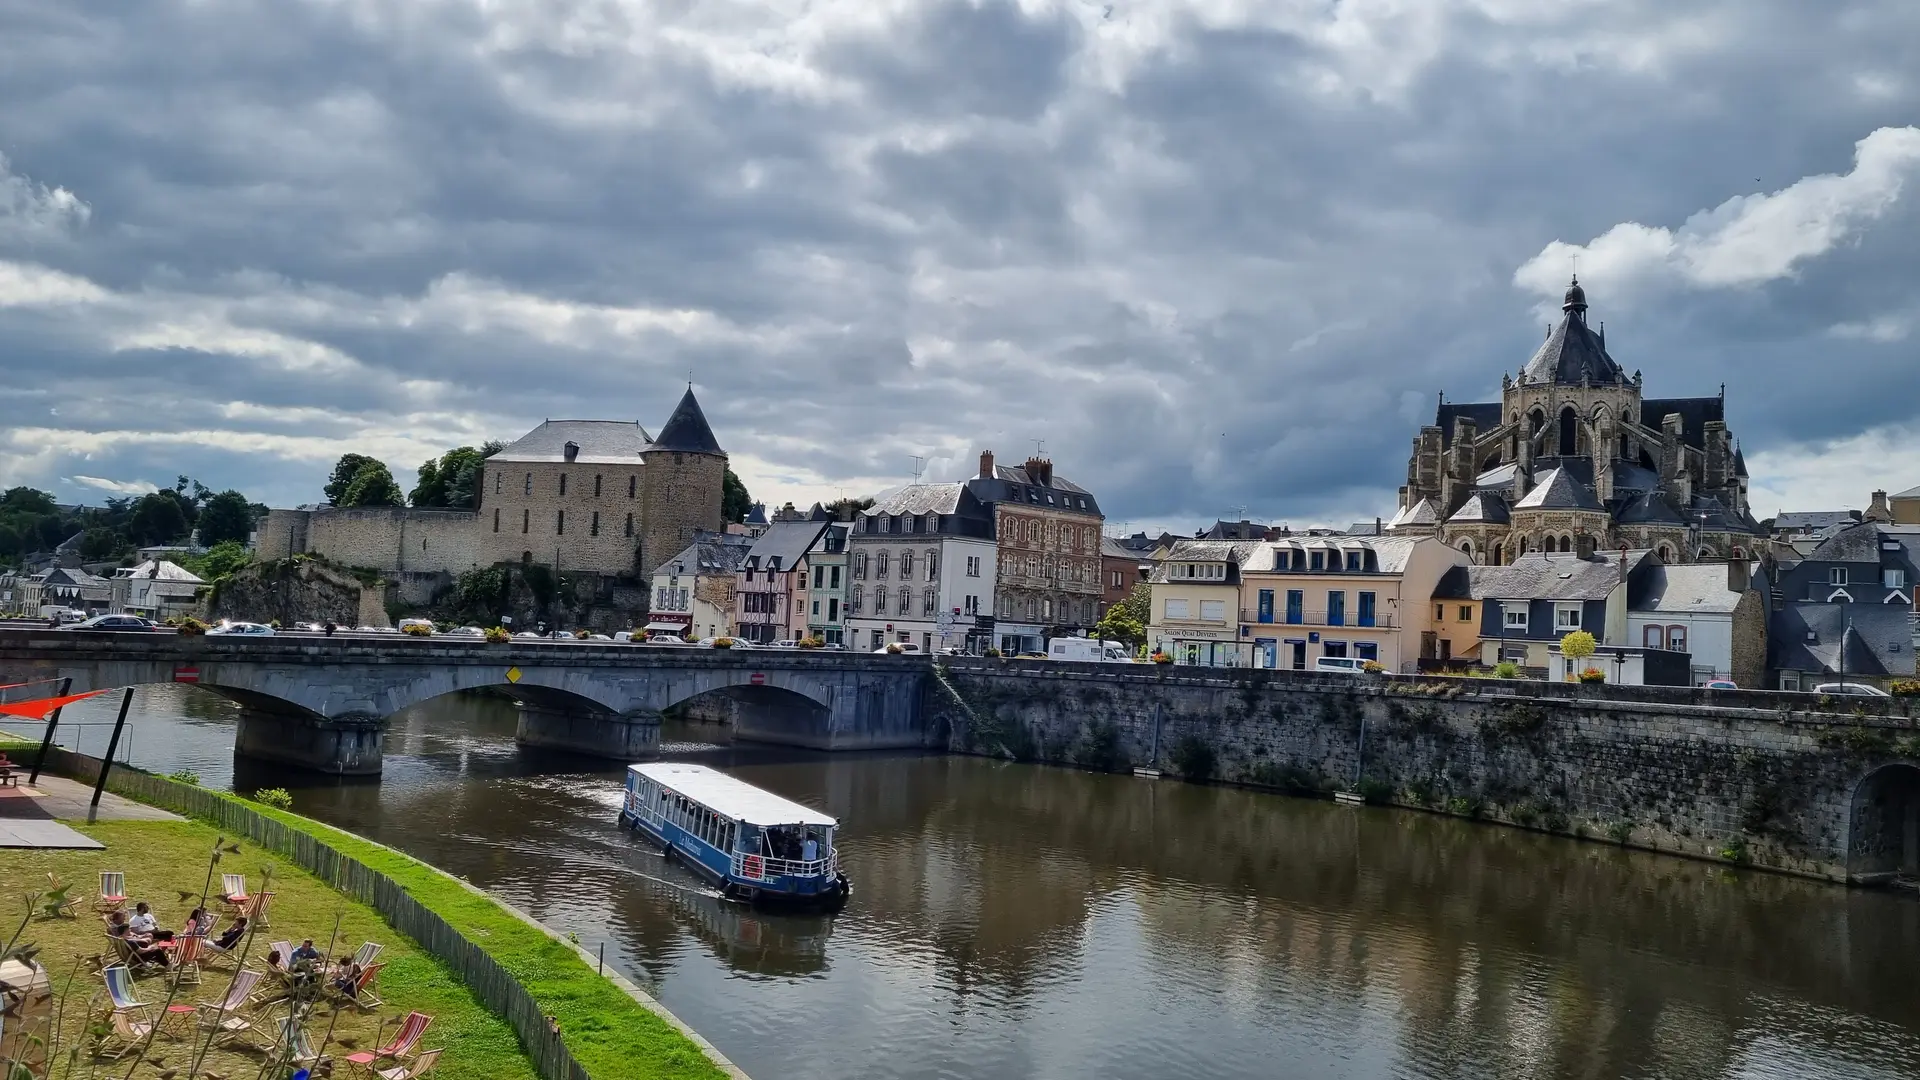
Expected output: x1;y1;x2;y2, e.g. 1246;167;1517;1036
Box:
18;746;738;1080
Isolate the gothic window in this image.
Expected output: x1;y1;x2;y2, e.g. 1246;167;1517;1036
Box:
1558;406;1577;456
1460;540;1473;560
1657;544;1673;562
1491;542;1503;564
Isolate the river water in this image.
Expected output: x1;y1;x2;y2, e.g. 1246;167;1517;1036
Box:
11;685;1920;1079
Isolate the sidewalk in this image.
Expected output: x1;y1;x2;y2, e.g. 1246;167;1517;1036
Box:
0;774;180;847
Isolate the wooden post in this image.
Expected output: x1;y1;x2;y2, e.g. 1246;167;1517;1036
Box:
25;677;73;785
90;687;136;815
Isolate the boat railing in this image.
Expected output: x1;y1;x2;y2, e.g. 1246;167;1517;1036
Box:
731;850;836;881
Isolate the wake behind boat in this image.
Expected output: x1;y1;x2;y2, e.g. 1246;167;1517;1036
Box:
618;762;851;911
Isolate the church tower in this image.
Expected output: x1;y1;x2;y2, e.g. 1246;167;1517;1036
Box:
638;387;727;581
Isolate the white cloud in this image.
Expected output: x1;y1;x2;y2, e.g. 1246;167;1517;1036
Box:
1747;423;1920;516
1516;126;1920;300
64;475;158;495
1828;315;1912;342
0;260;108;306
0;154;90;241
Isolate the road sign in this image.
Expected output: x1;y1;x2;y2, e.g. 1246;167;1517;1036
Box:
172;665;199;684
505;666;523;684
750;672;766;685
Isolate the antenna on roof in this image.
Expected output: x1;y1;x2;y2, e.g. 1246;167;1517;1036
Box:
910;456;926;484
1030;438;1046;456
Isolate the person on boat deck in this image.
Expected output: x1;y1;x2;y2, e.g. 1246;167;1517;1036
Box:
802;835;819;862
214;916;250;951
128;902;174;941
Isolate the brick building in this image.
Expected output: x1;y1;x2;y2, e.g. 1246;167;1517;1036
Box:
258;386;728;585
965;451;1105;655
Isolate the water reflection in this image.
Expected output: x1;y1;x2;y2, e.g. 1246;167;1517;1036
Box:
14;685;1920;1080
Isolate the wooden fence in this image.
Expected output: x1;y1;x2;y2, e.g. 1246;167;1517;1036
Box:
42;747;592;1080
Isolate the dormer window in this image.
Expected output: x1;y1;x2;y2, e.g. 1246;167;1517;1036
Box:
1310;551;1325;571
1829;567;1848;586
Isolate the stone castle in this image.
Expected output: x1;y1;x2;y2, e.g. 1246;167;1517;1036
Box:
259;386;727;585
1393;278;1759;564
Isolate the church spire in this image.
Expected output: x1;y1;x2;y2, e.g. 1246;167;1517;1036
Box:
1561;275;1588;319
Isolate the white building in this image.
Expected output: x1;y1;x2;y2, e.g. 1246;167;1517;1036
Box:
845;484;998;653
1626;561;1767;686
110;560;207;618
647;532;752;640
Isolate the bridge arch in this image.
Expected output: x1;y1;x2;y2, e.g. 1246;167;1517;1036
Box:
663;683;837;750
1846;762;1920;883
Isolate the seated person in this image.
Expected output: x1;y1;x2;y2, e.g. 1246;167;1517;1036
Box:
213;915;249;951
127;902;174;942
331;960;363;995
289;938;322;966
185;906;217;936
107;911;169;966
265;948;284;971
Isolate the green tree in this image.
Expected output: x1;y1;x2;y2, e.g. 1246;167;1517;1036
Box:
0;487;57;514
411;443;500;509
1111;581;1150;626
722;467;753;524
410;457;446;507
324;453;377;505
1093;605;1146;650
824;496;875;521
181;540;252;583
78;527;121;560
128;491;190;545
340;460;404;507
195;489;255;546
1559;630;1597;678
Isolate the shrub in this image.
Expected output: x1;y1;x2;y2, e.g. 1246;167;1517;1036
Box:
712;637;736;649
1170;734;1216;780
573;628;593;640
884;643;903;654
268;618;283;630
982;647;1003;658
1890;679;1920;697
1605;819;1634;845
165;769;201;786
1719;835;1752;864
1445;795;1483;817
1492;660;1522;679
484;626;511;643
1357;778;1394;803
1150;651;1173;665
1578;667;1607;683
798;636;825;649
251;787;294;810
175;617;208;636
1361;660;1386;674
402;623;433;637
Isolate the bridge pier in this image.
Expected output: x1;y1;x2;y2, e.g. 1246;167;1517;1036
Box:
515;703;662;761
233;708;385;776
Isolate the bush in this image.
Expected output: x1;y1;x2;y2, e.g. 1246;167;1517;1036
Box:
573;628;593;640
1150;651;1173;665
1357;778;1394;803
1890;679;1920;697
175;617;208;636
1719;835;1751;864
797;636;825;649
1170;734;1216;780
402;623;433;637
268;618;283;630
711;637;736;649
251;787;294;810
1361;660;1386;674
164;769;201;786
1578;667;1607;683
884;643;903;654
1492;660;1522;679
983;647;1003;658
484;626;511;643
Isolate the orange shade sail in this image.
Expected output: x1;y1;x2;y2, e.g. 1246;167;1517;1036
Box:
0;689;111;720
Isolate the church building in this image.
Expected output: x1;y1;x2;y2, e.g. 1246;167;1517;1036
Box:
1392;279;1759;564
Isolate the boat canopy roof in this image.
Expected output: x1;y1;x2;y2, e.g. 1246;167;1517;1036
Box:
629;763;837;828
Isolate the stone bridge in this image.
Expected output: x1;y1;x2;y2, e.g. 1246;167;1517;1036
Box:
0;630;930;775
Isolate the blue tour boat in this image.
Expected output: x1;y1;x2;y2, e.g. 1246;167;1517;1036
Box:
618;762;850;910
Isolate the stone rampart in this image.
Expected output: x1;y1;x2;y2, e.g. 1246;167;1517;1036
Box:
306;507;480;573
927;659;1920;883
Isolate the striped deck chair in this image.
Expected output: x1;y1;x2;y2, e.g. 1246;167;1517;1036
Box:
332;960;387;1011
94;871;127;913
218;874;249;913
195;969;265;1045
97;1008;157;1060
374;1048;442;1080
242;889;275;928
345;1011;432;1077
170;932;206;986
103;965;151;1016
264;1014;326;1067
351;941;384;969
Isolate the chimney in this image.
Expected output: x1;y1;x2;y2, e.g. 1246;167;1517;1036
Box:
1025;456;1052;487
1728;555;1750;594
563;441;579;463
979;450;995;479
1867;489;1892;523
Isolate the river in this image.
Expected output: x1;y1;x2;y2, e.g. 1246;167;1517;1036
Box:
11;685;1920;1079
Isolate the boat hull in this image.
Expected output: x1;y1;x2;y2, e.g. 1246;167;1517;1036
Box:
620;809;852;913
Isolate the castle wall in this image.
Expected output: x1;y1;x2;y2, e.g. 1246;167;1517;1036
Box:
306;508;480;573
639;450;727;582
475;460;648;574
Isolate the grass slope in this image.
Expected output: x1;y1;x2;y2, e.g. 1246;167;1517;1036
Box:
1;818;540;1080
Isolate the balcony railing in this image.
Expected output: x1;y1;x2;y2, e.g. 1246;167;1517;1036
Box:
1241;608;1398;629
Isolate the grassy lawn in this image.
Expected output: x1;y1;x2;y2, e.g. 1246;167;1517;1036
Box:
228;801;730;1080
1;818;542;1080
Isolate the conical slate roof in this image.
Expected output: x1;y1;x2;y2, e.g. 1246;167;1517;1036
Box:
1520;279;1628;387
650;387;724;455
1446;491;1510;524
1512;466;1604;512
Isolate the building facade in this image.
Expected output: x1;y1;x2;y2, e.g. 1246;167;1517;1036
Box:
805;523;850;647
110;559;206;618
648;532;751;640
1625;561;1767;687
845;484;997;653
1397;279;1759;565
1100;537;1145;616
1237;535;1466;673
1767;521;1919;691
965;452;1105;655
1147;540;1261;666
258;386;727;584
735;519;830;645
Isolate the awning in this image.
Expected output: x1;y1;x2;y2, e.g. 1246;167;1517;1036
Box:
0;689;112;720
644;620;688;631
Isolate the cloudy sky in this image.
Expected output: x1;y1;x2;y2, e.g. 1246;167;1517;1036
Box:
2;1;1917;531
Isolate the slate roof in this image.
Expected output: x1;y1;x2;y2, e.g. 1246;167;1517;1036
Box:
657;532;753;577
743;520;829;574
1388;498;1440;528
1434;401;1503;446
1893;484;1920;499
1639;396;1723;450
650;387;725;455
1769;603;1914;677
1519;282;1628;387
1805;521;1886;564
1436;551;1649;602
865;483;966;517
1512;467;1605;512
492;420;653;464
1615;490;1688;526
1689;495;1759;535
1473;462;1518;490
743;502;768;526
1149;540;1263;583
1446;491;1510;525
1609;460;1661;492
965;465;1102;517
1265;535;1427;575
125;559;205;585
1101;537;1145;559
1772;510;1861;533
1631;564;1745;615
1203;519;1274;540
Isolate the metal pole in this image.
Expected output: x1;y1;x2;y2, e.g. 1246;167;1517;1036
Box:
598;941;605;976
89;687;135;817
26;677;73;785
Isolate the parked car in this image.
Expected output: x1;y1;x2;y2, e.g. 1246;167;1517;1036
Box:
293;622;326;632
1313;656;1370;674
1813;682;1891;698
208;621;276;636
445;626;488;638
583;633;612;641
1703;679;1739;690
513;631;544;640
874;642;925;655
70;614;159;631
769;640;799;649
397;618;437;635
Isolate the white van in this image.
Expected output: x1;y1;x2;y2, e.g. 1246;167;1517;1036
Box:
1047;638;1135;663
1313;656;1370;674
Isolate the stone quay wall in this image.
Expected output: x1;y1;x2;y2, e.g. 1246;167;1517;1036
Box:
926;659;1920;882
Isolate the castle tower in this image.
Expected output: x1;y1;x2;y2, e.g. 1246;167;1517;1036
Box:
638;387;727;581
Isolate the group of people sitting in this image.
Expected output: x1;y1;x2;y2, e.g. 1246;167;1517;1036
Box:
261;938;368;995
105;902;249;966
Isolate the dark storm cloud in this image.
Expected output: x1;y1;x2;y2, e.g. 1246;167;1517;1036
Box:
2;0;1919;522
